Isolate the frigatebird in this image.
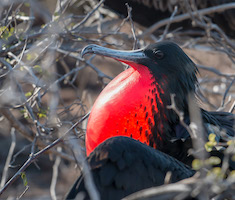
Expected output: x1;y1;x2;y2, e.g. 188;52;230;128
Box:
82;41;234;162
65;41;234;200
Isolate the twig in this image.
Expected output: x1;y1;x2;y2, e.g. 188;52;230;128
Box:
17;185;29;200
71;0;105;31
167;94;207;161
0;108;35;142
197;65;235;80
0;53;45;136
10;144;31;167
167;94;194;138
123;179;194;200
159;6;178;41
229;101;235;113
187;93;207;162
125;3;138;50
221;77;235;108
138;3;235;39
68;137;100;200
0;107;75;162
0;112;90;196
50;147;62;200
0;128;16;188
85;55;113;80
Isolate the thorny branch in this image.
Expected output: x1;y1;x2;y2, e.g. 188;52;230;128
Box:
0;112;90;196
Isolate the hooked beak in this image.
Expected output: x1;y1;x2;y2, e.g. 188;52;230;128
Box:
81;44;147;64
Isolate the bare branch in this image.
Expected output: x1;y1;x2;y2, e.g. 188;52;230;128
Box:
50;147;62;200
0;128;16;188
139;3;235;39
71;0;105;31
0;112;90;196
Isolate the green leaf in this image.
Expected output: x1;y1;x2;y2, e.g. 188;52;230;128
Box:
207;167;223;179
205;142;214;152
19;12;26;16
207;156;221;165
54;12;60;16
204;134;217;152
33;65;42;73
20;108;29;119
9;27;14;34
232;155;235;162
26;54;33;61
20;66;25;71
229;170;235;179
192;159;202;170
37;108;47;119
24;3;30;7
208;133;216;142
0;26;14;40
21;172;28;187
25;91;32;97
227;140;235;146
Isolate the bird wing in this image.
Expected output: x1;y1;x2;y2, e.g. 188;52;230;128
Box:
64;136;194;200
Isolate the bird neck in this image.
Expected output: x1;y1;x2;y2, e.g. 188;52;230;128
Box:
150;74;191;145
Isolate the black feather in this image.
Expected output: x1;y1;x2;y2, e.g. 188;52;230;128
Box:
64;136;195;200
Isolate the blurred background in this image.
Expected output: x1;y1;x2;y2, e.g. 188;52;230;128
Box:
0;0;234;199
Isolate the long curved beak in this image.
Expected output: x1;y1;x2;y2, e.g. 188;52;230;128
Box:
81;44;146;63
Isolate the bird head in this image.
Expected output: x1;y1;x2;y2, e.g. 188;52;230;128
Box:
81;41;198;95
82;41;199;156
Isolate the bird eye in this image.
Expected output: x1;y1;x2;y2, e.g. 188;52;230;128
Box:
153;49;164;59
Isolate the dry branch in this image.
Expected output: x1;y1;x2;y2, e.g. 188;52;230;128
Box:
139;3;235;39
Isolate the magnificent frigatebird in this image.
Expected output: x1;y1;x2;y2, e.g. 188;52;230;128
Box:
65;41;234;199
82;41;234;162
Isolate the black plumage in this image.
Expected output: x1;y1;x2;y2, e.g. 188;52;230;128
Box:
65;136;195;200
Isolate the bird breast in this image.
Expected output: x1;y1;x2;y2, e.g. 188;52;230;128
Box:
86;66;165;156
